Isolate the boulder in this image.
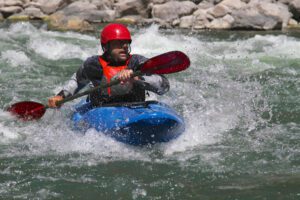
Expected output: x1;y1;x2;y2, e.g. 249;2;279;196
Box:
23;2;42;9
60;1;116;22
3;0;23;7
115;0;148;18
61;1;97;16
62;1;116;23
197;0;214;9
21;6;45;19
81;10;116;23
22;0;31;3
193;9;211;29
47;12;94;32
90;0;114;10
152;1;197;22
219;0;247;10
277;0;291;5
214;0;223;4
37;0;68;14
256;2;291;28
0;6;23;17
208;4;230;18
66;16;92;31
290;0;300;20
208;14;234;29
8;14;29;21
232;7;280;30
179;15;194;28
150;0;169;4
115;15;141;24
288;18;298;26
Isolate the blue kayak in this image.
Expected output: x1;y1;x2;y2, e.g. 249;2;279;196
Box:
72;101;185;145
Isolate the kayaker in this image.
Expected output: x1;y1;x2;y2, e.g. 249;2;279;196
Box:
48;23;170;108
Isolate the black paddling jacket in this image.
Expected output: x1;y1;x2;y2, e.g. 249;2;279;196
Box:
58;54;170;106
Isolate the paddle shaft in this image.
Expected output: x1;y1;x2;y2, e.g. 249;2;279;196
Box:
51;70;143;108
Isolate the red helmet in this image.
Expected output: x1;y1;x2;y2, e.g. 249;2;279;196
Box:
101;23;131;45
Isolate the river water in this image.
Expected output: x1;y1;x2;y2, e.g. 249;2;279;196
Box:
0;22;299;199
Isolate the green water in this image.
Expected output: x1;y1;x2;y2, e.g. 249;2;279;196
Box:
0;22;299;199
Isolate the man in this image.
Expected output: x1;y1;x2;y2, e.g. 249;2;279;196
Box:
48;23;169;108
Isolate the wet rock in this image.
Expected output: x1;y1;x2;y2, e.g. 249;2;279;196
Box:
7;4;45;22
115;15;142;24
179;15;194;28
152;1;197;22
288;18;298;26
172;18;180;26
47;12;94;32
8;14;29;21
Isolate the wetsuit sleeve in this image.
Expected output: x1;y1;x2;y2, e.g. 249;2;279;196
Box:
136;74;170;95
57;56;99;97
130;54;170;95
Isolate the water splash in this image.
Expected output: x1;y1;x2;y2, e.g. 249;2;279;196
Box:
0;23;298;169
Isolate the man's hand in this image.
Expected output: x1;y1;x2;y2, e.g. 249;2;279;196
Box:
118;69;139;84
48;95;64;108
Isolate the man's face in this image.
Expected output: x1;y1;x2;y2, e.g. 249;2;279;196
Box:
108;40;130;63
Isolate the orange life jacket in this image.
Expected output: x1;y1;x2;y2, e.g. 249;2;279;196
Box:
98;55;132;96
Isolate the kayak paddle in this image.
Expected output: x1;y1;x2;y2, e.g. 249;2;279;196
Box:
7;51;190;120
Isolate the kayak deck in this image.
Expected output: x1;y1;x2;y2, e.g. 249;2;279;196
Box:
72;101;185;145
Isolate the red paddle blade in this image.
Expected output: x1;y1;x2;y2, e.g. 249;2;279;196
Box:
7;101;46;120
141;51;190;74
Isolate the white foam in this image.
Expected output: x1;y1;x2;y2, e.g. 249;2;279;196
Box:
0;50;32;68
27;37;93;60
1;23;297;165
0;108;150;163
0;123;21;144
0;22;98;61
8;22;38;35
132;25;200;58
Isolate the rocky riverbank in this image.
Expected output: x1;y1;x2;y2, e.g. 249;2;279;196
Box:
1;0;300;32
